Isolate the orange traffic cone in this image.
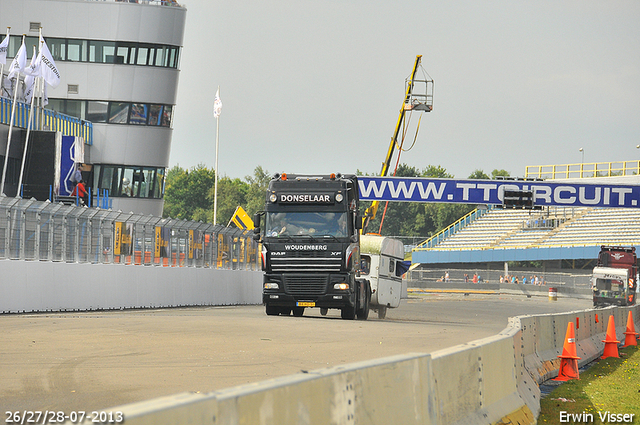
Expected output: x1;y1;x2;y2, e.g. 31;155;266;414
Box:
623;311;639;348
601;315;620;359
554;322;581;381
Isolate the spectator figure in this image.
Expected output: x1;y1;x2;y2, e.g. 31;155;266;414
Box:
472;273;478;284
445;271;450;282
499;275;504;283
71;164;83;184
71;180;88;206
121;177;133;197
464;273;469;283
534;275;539;285
522;276;527;285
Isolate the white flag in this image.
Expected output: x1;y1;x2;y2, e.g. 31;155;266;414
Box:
0;31;9;65
213;88;222;118
38;34;60;88
24;51;41;103
7;39;26;79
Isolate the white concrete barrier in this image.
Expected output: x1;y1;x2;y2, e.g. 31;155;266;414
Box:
0;260;263;313
93;304;639;425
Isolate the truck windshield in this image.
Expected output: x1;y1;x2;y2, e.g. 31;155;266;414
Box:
594;278;626;297
265;212;348;237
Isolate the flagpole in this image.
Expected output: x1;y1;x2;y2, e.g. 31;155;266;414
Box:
0;35;25;196
17;46;39;196
212;86;222;225
213;103;220;225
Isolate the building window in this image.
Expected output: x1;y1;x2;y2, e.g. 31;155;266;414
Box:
48;38;66;61
67;39;87;62
130;103;148;125
86;101;108;123
47;99;175;128
1;35;180;69
137;45;150;66
149;104;162;125
108;102;130;124
89;40;117;63
160;105;172;127
94;165;165;199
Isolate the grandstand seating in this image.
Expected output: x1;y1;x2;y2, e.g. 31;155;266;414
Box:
424;206;640;250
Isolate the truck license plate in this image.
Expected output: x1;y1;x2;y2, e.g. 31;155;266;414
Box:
297;301;315;307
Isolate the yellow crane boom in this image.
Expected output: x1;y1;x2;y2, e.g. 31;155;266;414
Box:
362;55;433;234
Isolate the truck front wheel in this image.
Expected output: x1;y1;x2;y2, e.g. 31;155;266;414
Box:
356;281;370;320
266;305;279;316
341;304;356;320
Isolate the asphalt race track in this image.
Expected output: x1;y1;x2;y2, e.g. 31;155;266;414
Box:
1;292;591;412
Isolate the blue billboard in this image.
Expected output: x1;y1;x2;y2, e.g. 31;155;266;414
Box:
358;177;640;208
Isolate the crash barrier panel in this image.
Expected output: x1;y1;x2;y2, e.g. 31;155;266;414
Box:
96;304;639;425
0;196;259;271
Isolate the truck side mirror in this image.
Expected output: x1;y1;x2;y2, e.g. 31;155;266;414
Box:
355;215;363;230
253;212;262;242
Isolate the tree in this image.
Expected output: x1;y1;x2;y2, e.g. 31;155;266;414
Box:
163;164;215;220
491;169;510;178
468;169;490;179
162;165;271;226
244;166;272;217
211;177;248;225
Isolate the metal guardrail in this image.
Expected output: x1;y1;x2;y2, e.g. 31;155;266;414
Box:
525;161;640;180
0;96;93;145
0;196;259;270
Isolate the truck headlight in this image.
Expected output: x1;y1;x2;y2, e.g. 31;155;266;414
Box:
334;283;349;290
336;193;343;202
264;282;279;290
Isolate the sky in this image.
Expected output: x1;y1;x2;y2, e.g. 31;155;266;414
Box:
169;0;640;181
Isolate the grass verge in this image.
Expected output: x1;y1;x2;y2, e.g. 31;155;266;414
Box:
539;344;640;424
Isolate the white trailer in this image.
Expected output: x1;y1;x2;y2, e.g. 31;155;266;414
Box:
360;235;405;319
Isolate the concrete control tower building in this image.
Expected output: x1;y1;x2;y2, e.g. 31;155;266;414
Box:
0;0;186;216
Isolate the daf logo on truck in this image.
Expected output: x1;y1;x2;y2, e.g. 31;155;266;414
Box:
278;193;334;204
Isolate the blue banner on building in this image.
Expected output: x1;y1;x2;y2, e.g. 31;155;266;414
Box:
358;177;640;208
56;135;84;196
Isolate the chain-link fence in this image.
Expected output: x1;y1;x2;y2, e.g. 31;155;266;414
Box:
0;196;259;270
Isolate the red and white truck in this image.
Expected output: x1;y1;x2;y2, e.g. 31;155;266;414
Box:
592;245;638;307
